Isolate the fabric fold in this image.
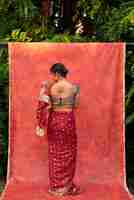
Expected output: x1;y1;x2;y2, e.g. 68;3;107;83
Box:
36;80;51;129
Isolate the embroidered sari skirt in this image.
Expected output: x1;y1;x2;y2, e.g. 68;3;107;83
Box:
47;110;77;193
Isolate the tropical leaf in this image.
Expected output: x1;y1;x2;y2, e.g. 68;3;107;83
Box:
126;113;134;125
126;85;134;108
15;0;38;18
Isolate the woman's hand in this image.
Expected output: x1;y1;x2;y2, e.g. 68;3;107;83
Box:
36;126;45;137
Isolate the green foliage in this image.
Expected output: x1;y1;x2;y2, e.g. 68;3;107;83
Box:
125;49;134;126
46;34;94;42
0;0;41;41
0;0;134;42
0;0;38;18
15;0;38;18
0;48;8;178
100;2;134;41
1;18;49;42
78;0;105;21
0;183;4;193
77;0;134;41
125;48;134;191
4;29;32;42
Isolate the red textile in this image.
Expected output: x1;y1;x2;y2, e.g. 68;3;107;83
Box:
36;80;50;128
47;110;77;191
36;101;49;128
1;43;133;200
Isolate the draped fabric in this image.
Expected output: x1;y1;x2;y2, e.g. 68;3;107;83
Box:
36;80;51;129
36;80;79;195
47;110;77;194
1;43;130;200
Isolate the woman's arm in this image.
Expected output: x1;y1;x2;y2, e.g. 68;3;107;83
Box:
36;80;51;136
74;84;80;109
74;93;80;108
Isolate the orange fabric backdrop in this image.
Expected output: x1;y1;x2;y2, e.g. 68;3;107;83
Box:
1;42;133;200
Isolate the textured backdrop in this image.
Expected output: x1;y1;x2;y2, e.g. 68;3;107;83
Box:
1;42;132;200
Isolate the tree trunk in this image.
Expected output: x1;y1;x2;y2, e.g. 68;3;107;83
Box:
40;0;51;16
61;0;74;31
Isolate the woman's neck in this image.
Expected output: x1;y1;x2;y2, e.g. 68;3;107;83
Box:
57;77;65;82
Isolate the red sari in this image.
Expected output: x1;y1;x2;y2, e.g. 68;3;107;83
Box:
36;80;78;196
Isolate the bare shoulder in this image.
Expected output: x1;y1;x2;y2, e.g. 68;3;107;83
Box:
65;80;80;93
41;79;55;88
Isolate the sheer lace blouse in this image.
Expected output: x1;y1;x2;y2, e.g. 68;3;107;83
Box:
38;80;80;108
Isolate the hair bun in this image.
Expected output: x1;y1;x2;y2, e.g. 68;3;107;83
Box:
50;63;69;77
63;67;68;74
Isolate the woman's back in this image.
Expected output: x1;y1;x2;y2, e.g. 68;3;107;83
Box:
48;79;80;111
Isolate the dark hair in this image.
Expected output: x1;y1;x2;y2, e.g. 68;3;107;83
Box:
50;63;69;77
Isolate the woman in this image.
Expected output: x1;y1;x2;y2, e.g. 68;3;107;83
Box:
36;63;80;197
